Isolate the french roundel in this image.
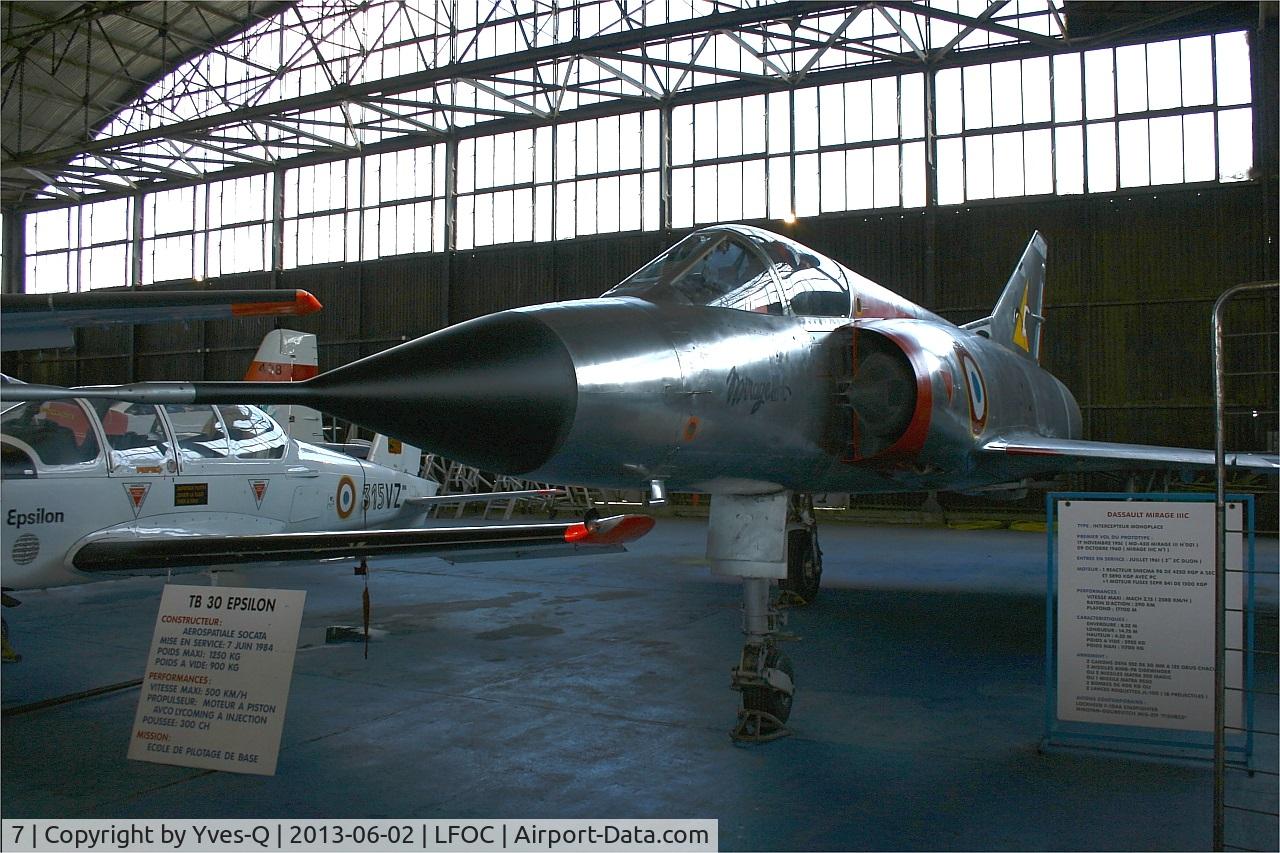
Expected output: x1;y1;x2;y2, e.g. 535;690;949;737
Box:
958;350;988;434
336;476;357;519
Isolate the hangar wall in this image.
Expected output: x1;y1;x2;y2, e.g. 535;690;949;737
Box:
9;179;1274;458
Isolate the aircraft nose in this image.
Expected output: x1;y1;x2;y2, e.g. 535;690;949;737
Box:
307;310;578;474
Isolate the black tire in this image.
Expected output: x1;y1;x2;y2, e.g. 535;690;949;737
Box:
741;649;794;723
780;528;822;603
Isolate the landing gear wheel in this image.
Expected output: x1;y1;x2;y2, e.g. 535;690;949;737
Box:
733;648;794;743
742;648;794;721
780;528;822;604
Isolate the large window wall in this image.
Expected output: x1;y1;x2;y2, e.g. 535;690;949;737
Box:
20;30;1257;293
455;113;661;248
935;31;1256;203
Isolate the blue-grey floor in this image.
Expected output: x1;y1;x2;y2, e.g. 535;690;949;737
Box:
2;518;1276;851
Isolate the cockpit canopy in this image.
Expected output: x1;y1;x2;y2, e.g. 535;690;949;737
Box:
604;225;852;317
1;398;288;478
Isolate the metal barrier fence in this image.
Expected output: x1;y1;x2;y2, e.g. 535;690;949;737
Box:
1212;281;1279;852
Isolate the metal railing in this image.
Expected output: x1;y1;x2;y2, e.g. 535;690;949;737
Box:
1212;281;1279;852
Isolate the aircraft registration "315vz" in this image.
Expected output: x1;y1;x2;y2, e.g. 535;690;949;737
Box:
6;225;1274;739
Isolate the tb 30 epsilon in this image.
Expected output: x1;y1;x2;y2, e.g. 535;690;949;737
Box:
7;224;1275;736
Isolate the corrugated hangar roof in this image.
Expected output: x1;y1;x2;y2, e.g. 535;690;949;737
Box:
1;1;293;206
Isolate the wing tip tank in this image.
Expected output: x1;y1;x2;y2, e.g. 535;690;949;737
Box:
564;514;657;546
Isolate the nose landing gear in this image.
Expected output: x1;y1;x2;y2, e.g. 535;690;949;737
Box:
731;577;794;741
708;494;802;742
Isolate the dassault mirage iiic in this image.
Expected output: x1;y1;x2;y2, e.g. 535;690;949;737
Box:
7;225;1275;737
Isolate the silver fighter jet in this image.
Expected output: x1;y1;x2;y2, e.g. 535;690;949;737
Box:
7;225;1275;738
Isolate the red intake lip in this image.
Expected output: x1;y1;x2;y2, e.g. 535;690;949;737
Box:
879;330;932;456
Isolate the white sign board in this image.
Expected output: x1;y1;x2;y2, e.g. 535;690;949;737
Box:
1056;500;1243;732
128;584;306;775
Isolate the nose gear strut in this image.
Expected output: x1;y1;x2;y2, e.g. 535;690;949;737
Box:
730;577;794;742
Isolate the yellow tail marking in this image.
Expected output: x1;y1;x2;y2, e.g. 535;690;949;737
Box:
1012;284;1030;352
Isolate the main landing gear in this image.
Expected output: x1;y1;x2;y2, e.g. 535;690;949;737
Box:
708;491;822;743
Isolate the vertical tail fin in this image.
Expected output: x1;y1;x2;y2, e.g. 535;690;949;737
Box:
962;232;1047;362
244;329;325;443
244;329;319;381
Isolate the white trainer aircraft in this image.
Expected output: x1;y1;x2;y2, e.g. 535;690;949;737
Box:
0;331;651;593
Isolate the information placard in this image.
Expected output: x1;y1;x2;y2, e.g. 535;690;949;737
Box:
128;584;306;775
1055;499;1242;732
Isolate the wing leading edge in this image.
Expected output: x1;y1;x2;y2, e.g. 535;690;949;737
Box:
1;289;323;352
71;514;655;573
982;433;1279;474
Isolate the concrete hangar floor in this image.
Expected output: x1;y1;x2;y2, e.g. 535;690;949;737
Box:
3;516;1277;851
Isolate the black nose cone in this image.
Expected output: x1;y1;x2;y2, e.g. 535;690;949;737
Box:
306;310;577;474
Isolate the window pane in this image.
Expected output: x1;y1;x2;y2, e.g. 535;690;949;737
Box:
1218;108;1253;181
1118;119;1150;187
873;145;898;207
218;405;286;459
28;209;70;252
556;181;579;237
535;184;554;242
165;404;229;460
597;177;619;234
767;92;790;155
509;187;530;242
847;148;873;211
937;137;964;205
991;60;1022;127
1086;122;1118;192
1181;37;1214;106
83;244;127;290
965;135;994;200
1183;113;1216;182
846;81;873;143
820;151;845;212
1022;58;1051;124
1053;54;1083;122
794;154;820;217
794;87;819;150
1055;126;1085;195
963;65;993;130
694;165;717;223
767;157;791;220
1149;115;1184;185
902;142;926;207
87;198;129;245
872;77;898;140
742;159;767;220
935;68;963;135
992;133;1024;197
1084;49;1116;119
820;84;844;147
1215;31;1251;106
1147;41;1182;110
901;73;925;139
1025;129;1053;195
718;162;742;222
1115;44;1148;113
741;97;766;156
598;117;621;172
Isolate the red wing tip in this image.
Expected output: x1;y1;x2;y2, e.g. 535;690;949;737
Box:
564;515;656;546
295;290;323;315
230;290;323;317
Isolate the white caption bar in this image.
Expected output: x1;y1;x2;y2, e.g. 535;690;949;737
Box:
2;819;717;852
